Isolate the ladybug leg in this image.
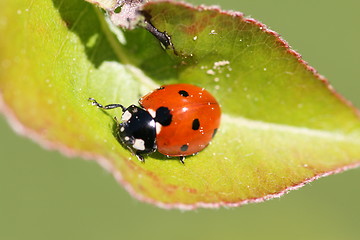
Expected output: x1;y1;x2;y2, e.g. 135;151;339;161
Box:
179;156;185;164
135;154;145;163
125;145;145;163
114;116;120;124
122;145;146;163
88;98;126;112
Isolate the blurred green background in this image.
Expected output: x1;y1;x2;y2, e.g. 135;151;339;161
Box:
1;0;360;239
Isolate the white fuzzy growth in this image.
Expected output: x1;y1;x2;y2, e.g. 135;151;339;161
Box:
206;69;215;75
214;60;230;67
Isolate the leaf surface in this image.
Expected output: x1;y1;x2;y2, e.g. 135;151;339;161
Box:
1;0;360;209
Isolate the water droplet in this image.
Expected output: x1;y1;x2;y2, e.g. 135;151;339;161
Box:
209;29;217;35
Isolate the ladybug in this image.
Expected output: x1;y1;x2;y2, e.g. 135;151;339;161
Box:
89;83;221;163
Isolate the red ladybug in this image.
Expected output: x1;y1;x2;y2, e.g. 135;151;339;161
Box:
89;84;221;163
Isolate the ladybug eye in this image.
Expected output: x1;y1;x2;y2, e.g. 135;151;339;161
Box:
178;90;189;97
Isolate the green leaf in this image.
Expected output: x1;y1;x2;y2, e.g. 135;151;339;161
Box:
1;0;360;209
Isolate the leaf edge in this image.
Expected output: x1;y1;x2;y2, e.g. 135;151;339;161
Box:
1;0;360;209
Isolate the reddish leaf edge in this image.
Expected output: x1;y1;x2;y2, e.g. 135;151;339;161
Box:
1;1;360;210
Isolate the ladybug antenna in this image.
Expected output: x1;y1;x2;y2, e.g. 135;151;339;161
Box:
88;98;126;112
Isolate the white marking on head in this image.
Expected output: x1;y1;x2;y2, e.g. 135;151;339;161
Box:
147;108;156;118
156;122;162;135
122;110;132;122
133;139;145;151
120;127;125;132
124;136;130;141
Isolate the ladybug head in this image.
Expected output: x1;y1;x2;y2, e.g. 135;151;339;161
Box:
117;105;157;159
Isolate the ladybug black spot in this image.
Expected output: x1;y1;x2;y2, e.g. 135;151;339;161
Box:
212;128;218;138
192;118;200;130
180;144;189;152
178;90;189;97
158;86;165;90
155;107;172;126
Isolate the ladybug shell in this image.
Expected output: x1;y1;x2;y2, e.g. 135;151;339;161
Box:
139;84;221;157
